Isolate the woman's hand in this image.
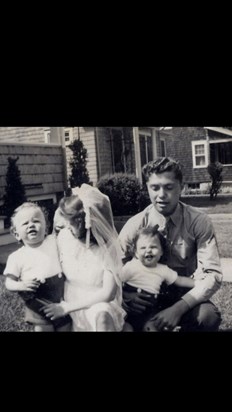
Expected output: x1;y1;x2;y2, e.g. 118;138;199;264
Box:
41;301;69;320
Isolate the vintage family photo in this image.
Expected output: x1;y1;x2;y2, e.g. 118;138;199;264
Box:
0;126;231;332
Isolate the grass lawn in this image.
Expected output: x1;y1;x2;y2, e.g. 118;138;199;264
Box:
210;217;232;258
0;272;33;332
181;194;232;258
211;282;232;331
181;194;232;214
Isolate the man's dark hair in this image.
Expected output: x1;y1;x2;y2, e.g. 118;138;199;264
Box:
142;157;183;184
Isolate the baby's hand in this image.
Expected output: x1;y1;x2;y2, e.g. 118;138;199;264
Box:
19;279;40;292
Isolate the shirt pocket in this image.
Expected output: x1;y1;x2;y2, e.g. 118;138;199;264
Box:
171;237;195;262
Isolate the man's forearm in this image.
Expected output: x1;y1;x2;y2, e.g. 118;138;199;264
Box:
171;299;190;316
181;272;222;309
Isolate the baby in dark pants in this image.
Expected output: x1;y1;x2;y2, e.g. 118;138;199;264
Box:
121;225;195;331
4;202;71;331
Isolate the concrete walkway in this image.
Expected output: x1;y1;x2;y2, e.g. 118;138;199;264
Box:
221;258;232;282
207;214;232;281
208;213;232;220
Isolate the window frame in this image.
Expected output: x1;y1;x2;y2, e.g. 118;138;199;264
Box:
64;127;74;146
44;129;51;143
160;137;167;157
191;140;208;168
139;129;153;165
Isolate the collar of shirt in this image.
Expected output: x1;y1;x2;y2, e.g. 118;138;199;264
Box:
168;203;182;227
148;202;182;230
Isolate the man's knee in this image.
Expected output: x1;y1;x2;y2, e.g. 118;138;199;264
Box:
197;303;221;331
181;302;221;331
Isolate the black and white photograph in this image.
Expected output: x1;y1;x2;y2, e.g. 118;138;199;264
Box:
0;126;231;332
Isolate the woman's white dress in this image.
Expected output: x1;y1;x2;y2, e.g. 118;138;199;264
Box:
58;228;126;331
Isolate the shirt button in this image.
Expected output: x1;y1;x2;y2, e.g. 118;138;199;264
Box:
137;288;142;293
58;273;62;278
40;279;46;284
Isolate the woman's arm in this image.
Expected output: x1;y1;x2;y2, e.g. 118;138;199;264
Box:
42;270;118;320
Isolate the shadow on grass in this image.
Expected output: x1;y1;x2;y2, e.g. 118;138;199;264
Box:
211;282;232;331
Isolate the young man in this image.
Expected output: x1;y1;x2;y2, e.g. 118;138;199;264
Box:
119;157;222;332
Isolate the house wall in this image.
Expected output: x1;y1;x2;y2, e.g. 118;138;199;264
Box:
160;127;210;183
0;127;145;189
80;128;98;185
0;143;65;201
0;127;47;144
65;127;99;186
0;127;104;187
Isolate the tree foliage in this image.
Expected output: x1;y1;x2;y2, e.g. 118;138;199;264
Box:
69;139;90;188
2;157;27;226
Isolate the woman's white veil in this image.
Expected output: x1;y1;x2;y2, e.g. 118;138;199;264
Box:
72;184;123;299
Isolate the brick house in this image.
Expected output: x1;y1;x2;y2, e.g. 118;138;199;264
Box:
158;127;232;191
2;126;230;200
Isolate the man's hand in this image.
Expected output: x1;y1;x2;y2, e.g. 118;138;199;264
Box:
150;307;181;331
123;288;154;314
150;300;189;331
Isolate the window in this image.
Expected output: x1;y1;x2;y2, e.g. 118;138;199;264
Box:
187;183;200;189
210;140;232;165
192;140;208;168
139;131;153;167
44;129;51;143
64;128;74;146
110;129;125;173
160;138;166;157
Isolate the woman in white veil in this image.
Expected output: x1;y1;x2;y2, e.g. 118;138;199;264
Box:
43;184;126;331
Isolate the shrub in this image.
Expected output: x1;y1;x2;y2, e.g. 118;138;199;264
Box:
97;173;150;216
69;139;90;188
2;157;27;227
207;162;223;200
